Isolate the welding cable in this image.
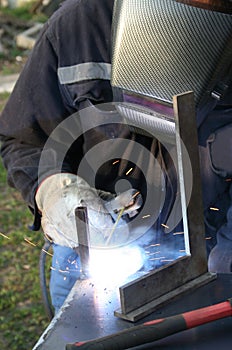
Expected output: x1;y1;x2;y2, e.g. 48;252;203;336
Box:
66;298;232;350
39;237;54;321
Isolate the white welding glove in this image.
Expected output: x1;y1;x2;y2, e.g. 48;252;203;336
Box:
35;173;142;248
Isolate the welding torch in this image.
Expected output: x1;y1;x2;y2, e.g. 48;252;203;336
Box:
66;298;232;349
104;189;142;246
74;189;142;276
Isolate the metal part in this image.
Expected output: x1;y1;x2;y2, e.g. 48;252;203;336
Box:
66;296;232;349
75;207;90;278
115;269;216;323
32;274;232;350
110;0;232;321
114;91;215;322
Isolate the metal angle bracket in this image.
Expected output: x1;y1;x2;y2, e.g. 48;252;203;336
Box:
115;272;216;322
115;91;217;322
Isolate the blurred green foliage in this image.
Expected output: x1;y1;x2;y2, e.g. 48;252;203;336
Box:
0;2;48;23
0;4;51;348
0;159;50;349
0;93;51;348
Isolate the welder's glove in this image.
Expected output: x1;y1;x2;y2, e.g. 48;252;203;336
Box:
35;173;142;248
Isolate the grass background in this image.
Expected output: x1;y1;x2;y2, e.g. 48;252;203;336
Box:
0;107;49;350
0;161;50;349
0;4;51;349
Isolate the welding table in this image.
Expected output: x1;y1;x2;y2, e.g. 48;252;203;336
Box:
33;273;232;350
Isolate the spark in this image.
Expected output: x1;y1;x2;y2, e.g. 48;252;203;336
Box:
24;237;36;247
126;167;133;176
205;237;212;240
58;269;70;274
0;231;10;240
24;237;53;257
112;160;120;165
210;207;219;211
51;267;72;275
179;249;186;252
132;191;140;199
142;214;151;219
149;256;166;261
41;248;53;257
160;259;174;262
146;243;160;248
161;223;169;229
148;251;161;256
173;231;184;235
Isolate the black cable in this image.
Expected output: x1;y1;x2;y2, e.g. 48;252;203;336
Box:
39;238;54;321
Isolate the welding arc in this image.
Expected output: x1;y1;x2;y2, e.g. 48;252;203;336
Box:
66;298;232;350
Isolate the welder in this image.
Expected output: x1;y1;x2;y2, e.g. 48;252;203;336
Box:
0;0;231;315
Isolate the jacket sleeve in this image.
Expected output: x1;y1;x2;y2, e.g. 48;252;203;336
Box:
0;21;73;209
0;0;114;212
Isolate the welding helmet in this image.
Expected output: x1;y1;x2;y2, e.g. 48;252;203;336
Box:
111;0;232;121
